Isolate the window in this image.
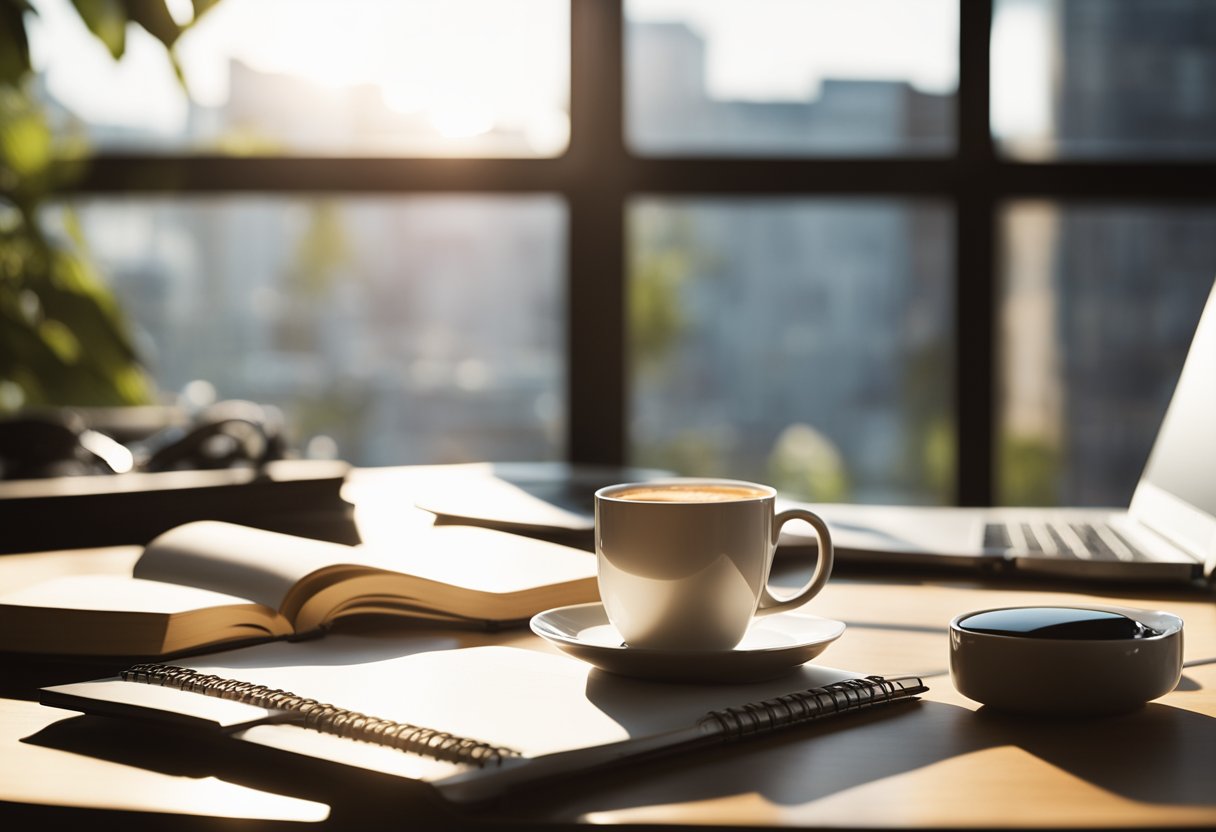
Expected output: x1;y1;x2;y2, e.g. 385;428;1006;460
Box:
628;198;953;504
998;203;1216;507
45;195;567;465
625;0;958;156
29;0;570;156
29;0;1216;504
992;0;1216;159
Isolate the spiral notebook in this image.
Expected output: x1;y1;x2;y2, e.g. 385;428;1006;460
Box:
40;636;926;804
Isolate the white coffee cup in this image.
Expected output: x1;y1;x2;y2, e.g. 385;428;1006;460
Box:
594;478;834;651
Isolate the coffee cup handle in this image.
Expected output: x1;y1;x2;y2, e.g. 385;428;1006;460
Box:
756;508;834;615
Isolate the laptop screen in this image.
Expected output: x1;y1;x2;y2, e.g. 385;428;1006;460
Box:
1131;278;1216;569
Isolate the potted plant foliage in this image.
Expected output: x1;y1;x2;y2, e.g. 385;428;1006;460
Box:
0;0;220;414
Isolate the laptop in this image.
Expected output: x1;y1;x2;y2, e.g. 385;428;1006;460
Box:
781;278;1216;584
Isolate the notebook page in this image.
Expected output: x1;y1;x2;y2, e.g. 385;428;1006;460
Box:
177;638;860;781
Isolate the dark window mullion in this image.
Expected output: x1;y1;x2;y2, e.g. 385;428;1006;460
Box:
956;0;996;506
61;156;577;193
994;161;1216;198
61;155;1216;199
566;0;628;465
622;158;956;195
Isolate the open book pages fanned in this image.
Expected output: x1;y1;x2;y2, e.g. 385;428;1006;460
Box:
0;521;598;658
39;637;927;804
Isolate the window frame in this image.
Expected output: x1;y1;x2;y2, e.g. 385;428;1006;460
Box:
56;0;1216;505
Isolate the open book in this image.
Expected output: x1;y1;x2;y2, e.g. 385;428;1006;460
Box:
39;637;927;804
0;521;597;658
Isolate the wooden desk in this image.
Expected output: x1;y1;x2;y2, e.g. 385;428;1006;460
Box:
3;467;1215;829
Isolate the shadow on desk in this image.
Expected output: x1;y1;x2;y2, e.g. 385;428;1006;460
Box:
22;687;1216;827
974;702;1216;807
0;617;481;703
510;694;1216;820
19;713;469;830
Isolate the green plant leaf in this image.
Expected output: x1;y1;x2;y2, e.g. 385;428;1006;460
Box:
70;0;128;60
47;248;129;330
191;0;221;21
122;0;182;48
0;1;34;87
0;89;52;179
0;0;197;409
37;318;81;364
2;247;154;406
167;48;188;90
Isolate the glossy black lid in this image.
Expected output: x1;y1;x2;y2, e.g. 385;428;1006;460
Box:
956;607;1159;640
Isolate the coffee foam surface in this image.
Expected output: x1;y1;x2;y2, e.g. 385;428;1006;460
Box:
610;485;765;503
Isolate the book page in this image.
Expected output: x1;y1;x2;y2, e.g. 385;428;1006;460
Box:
134;522;360;611
0;574;262;614
281;525;597;627
0;574;289;656
354;525;596;593
136;521;595;627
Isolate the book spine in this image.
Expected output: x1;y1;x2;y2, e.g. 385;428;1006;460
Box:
701;675;927;740
121;663;521;767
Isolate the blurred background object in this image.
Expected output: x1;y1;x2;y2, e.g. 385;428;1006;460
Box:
0;393;354;554
0;410;126;479
1;1;227;421
0;396;295;480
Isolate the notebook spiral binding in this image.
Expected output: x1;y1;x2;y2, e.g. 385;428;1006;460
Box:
702;675;923;740
121;663;522;767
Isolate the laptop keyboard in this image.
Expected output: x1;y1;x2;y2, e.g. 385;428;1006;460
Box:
984;521;1147;562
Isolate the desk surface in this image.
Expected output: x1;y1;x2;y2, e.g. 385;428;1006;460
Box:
3;465;1216;830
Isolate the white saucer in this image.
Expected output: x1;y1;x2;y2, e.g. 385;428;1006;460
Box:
529;602;846;683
